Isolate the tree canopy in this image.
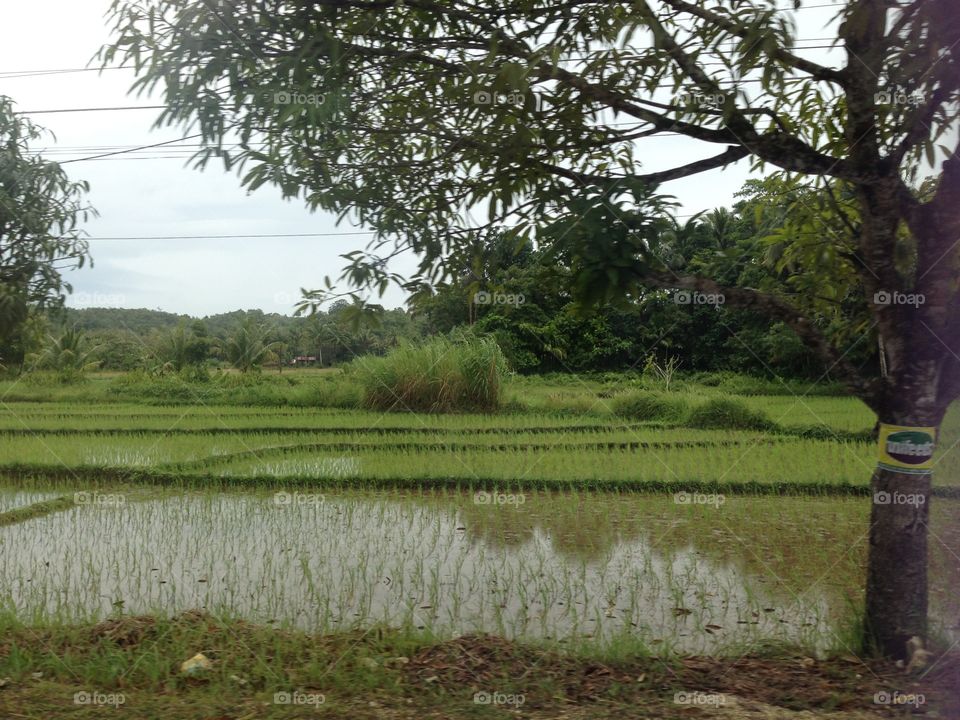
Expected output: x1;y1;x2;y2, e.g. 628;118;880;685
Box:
100;0;959;412
0;96;95;369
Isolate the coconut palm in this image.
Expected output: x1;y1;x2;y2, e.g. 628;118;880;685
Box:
658;213;705;269
156;323;189;372
220;317;280;372
702;207;737;250
31;326;101;373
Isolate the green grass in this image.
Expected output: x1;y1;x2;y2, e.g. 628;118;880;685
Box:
686;397;776;431
0;371;957;673
349;335;508;412
0;495;75;526
610;390;689;421
4;607;945;719
1;389;957;491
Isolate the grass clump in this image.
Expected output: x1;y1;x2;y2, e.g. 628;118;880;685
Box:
350;335;508;413
103;369;362;408
0;496;75;527
19;369;88;386
610;390;688;422
686;397;776;431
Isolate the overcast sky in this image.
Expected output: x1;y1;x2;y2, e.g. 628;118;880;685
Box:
1;1;847;316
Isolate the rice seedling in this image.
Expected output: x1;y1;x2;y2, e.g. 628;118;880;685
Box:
0;379;955;669
6;489;945;656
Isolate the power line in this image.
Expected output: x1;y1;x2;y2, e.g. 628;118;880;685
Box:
14;85;758;119
29;141;268;155
0;67;132;79
57;134;204;164
81;213;712;242
0;5;847;78
10;42;842;120
1;29;844;85
84;231;375;240
15;105;167;115
43;124;778;163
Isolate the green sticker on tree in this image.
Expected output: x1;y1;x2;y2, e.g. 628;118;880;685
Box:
878;424;937;474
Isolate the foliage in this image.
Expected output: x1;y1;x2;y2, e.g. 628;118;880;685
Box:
93;0;960;653
153;321;211;372
64;305;423;371
687;398;776;432
105;367;361;407
611;390;688;422
217;317;281;373
349;334;508;413
27;327;101;374
0;96;95;368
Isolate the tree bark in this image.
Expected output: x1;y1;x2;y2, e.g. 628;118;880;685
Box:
865;463;932;658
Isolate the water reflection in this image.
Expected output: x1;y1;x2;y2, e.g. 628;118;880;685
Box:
0;490;955;653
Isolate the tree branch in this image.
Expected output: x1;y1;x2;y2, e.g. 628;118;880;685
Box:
641;269;882;409
889;88;949;168
660;0;845;84
632;146;751;186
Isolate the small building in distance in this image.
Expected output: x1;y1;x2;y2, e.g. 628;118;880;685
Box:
290;355;318;366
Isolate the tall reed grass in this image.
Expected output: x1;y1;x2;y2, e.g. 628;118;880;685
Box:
349;336;508;412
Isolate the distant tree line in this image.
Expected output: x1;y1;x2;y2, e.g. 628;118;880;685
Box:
413;176;877;380
11;176;878;380
38;302;421;373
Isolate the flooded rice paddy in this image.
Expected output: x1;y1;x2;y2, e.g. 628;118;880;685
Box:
0;488;957;655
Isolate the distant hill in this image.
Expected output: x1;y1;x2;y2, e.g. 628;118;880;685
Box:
63;307;306;338
65;308;188;335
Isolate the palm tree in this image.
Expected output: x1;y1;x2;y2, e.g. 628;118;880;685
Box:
658;212;705;269
31;326;101;373
702;207;737;250
220;317;280;372
156;323;189;372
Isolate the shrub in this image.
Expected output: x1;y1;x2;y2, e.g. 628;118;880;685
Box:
686;397;775;431
610;390;688;422
349;335;507;412
103;366;362;408
540;393;603;416
19;369;89;385
685;371;735;388
180;364;212;383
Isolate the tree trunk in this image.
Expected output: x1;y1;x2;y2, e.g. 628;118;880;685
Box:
864;417;938;658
